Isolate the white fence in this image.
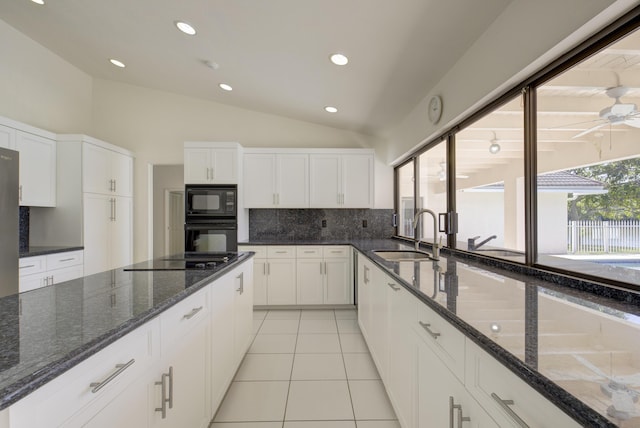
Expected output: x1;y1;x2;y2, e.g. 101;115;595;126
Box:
568;220;640;254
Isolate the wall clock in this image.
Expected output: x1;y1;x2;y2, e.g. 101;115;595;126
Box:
428;95;443;124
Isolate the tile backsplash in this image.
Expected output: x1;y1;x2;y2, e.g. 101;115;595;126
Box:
249;209;395;241
19;206;29;251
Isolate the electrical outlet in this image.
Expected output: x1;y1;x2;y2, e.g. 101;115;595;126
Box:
322;219;327;228
362;219;368;228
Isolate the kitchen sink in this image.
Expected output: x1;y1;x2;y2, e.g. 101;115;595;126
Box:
373;250;436;262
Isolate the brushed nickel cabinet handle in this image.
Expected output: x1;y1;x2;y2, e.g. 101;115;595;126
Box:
388;283;400;291
419;321;441;339
19;185;22;202
59;258;74;262
491;393;529;428
183;306;203;320
19;264;35;269
236;273;244;294
155;366;173;418
90;359;135;393
449;396;470;428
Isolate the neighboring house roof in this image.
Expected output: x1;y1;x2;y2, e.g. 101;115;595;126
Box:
467;171;608;194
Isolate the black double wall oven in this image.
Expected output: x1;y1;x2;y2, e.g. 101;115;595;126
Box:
184;184;238;254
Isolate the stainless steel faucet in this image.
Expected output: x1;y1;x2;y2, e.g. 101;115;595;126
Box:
412;208;440;260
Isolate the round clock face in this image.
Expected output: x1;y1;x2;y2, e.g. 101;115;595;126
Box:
428;95;442;124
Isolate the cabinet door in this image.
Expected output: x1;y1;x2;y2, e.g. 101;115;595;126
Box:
0;124;16;149
243;154;276;208
324;258;351;304
211;273;235;410
16;131;56;207
277;154;309;207
111;196;133;270
369;266;389;380
184;148;212;184
418;338;499;428
357;255;373;340
50;265;84;285
211;148;237;183
111;151;133;197
83;194;112;275
296;259;324;304
309;154;341;208
266;259;296;305
19;272;47;292
253;259;268;305
83;143;111;194
234;266;254;360
387;281;417;428
342;154;374;208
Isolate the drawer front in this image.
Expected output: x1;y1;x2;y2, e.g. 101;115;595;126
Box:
267;246;296;258
465;340;581;428
323;246;350;258
414;302;465;381
239;245;267;258
46;250;84;270
19;256;46;276
160;287;210;355
10;319;159;428
296;246;323;258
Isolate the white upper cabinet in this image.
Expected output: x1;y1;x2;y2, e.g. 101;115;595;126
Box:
0;124;16;149
243;152;309;208
16;131;56;207
83;142;133;197
310;152;374;208
184;142;240;184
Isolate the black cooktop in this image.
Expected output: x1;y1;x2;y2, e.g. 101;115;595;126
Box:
123;252;238;271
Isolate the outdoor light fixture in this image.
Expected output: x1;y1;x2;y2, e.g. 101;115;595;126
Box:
489;131;500;154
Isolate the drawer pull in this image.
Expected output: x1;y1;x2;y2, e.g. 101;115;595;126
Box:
90;359;135;393
20;264;36;269
491;393;529;428
419;321;441;339
449;396;470;428
59;258;75;262
387;283;401;291
275;250;287;254
304;250;315;253
183;306;204;320
330;250;342;253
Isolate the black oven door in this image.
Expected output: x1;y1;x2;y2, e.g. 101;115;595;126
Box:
185;223;238;253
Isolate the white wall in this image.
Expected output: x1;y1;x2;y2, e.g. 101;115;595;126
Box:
538;192;570;254
380;0;635;164
457;192;505;248
0;19;92;133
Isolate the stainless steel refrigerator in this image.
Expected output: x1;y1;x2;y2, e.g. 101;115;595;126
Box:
0;147;19;297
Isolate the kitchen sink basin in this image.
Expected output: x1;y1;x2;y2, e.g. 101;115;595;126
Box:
373;250;436;262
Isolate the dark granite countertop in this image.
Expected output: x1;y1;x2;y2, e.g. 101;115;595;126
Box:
0;252;253;411
241;238;640;427
19;246;84;258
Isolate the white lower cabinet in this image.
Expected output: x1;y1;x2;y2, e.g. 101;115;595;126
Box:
296;246;352;305
240;245;297;305
6;260;254;428
151;288;210;427
19;250;84;292
357;254;374;339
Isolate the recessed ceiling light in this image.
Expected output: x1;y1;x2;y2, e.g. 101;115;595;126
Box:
31;0;45;4
219;83;233;91
325;106;338;113
330;53;349;66
175;21;197;36
109;59;126;68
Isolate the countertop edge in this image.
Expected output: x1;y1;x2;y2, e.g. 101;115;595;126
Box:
19;246;85;258
0;253;254;411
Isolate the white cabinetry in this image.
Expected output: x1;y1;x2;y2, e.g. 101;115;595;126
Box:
243;152;309;208
82;142;133;197
0;124;16;149
296;246;352;305
16;131;56;207
83;193;132;275
151;288;210;427
239;245;296;305
309;153;374;208
184;142;240;184
19;250;84;292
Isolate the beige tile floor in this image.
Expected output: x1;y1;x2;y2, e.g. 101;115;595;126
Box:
210;309;400;428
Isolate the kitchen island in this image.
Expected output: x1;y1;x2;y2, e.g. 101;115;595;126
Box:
0;251;254;427
242;238;640;427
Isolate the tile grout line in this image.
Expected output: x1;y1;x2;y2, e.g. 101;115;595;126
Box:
282;309;302;427
336;308;358;423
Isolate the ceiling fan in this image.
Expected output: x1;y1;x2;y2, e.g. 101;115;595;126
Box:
572;86;640;139
429;161;468;181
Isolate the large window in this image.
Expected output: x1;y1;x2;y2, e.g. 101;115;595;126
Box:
394;11;640;289
455;95;525;262
536;27;640;287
